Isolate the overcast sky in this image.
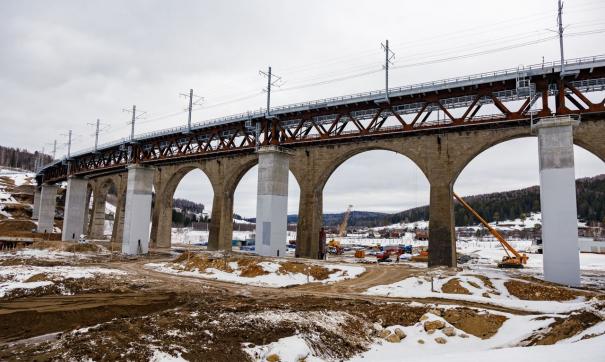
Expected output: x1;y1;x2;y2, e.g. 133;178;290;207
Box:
2;0;604;217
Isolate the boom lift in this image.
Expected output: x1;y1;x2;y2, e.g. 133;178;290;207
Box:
338;205;353;237
453;192;528;268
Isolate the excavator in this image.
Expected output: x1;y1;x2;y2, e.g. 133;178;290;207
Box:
453;192;528;268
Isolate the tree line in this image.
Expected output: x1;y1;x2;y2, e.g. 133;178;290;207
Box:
0;145;52;171
320;174;605;227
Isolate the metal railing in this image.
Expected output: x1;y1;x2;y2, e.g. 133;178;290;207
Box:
43;54;605;171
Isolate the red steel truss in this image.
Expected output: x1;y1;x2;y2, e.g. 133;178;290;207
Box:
39;65;605;183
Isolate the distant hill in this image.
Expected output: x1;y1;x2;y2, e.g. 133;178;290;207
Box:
284;174;605;227
0;146;52;172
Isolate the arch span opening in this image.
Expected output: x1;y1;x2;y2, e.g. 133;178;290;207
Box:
454;137;605;266
322;150;430;248
165;168;214;247
233;165;300;249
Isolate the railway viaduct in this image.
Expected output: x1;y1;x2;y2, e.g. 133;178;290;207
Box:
33;56;605;285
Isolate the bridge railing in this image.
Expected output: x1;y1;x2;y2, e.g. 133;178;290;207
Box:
47;54;605;166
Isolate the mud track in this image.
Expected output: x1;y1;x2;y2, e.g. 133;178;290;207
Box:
0;256;540;347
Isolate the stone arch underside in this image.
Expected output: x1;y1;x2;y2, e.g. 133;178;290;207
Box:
150;163;215;248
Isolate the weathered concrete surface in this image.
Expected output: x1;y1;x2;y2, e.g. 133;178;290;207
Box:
255;146;289;257
37;184;59;234
536;117;581;286
61;177;88;241
32;187;41;220
122;165;155;255
87;174;125;243
150;154;258;250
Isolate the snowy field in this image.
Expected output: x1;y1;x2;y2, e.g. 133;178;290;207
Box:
145;259;365;288
0;264;126;298
349;311;605;362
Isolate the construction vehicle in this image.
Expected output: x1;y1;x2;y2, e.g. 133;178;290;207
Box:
376;247;403;262
411;249;429;262
453;192;528;268
327;239;344;255
338;205;353;237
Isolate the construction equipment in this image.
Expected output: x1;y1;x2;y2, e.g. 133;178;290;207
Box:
376;247;402;262
338;205;353;237
411;249;429;262
453;192;528;268
354;249;366;258
327;239;343;255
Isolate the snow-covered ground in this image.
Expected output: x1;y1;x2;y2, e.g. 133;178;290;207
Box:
145;259;365;288
350;311;605;362
170;227;296;245
370;212;587;232
0;264;127;298
0;247;109;261
0;167;35;219
365;270;597;313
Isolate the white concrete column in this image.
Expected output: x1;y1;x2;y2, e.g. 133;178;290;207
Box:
535;116;581;286
62;177;88;241
255;146;290;257
122;165;155;255
37;184;59;234
32;187;41;220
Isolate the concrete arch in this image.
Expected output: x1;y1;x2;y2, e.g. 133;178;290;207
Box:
291;141;430;196
88;175;124;240
150;163;215;248
289;140;430;259
451;121;605;184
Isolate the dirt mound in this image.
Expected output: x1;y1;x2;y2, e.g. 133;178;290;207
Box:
364;304;427;327
278;262;334;280
505;280;580;301
0;219;36;233
524;311;602;345
65;243;102;253
29;240;104;254
24;273;51;282
0;176;15;187
175;253;235;273
14;184;34;194
441;278;471;295
1;203;32;219
11;192;34;204
463;274;495;289
442;308;507;339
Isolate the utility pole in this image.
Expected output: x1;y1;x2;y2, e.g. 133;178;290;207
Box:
557;0;565;75
381;39;395;101
259;66;282;117
180;89;204;133
88;119;101;152
52;140;57;161
123;105;146;141
63;130;72;159
130;105;136;141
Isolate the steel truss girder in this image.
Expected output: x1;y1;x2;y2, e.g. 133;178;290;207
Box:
40;67;605;183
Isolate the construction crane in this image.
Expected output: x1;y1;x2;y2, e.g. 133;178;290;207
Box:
453;192;528;268
338;205;353;237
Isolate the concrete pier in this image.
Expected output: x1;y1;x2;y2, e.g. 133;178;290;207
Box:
122;165;155;255
32;187;41;220
61;177;88;241
37;184;59;234
255;146;289;257
535;116;581;286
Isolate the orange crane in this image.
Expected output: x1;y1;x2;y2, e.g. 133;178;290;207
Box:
453;192;528;268
338;205;353;237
